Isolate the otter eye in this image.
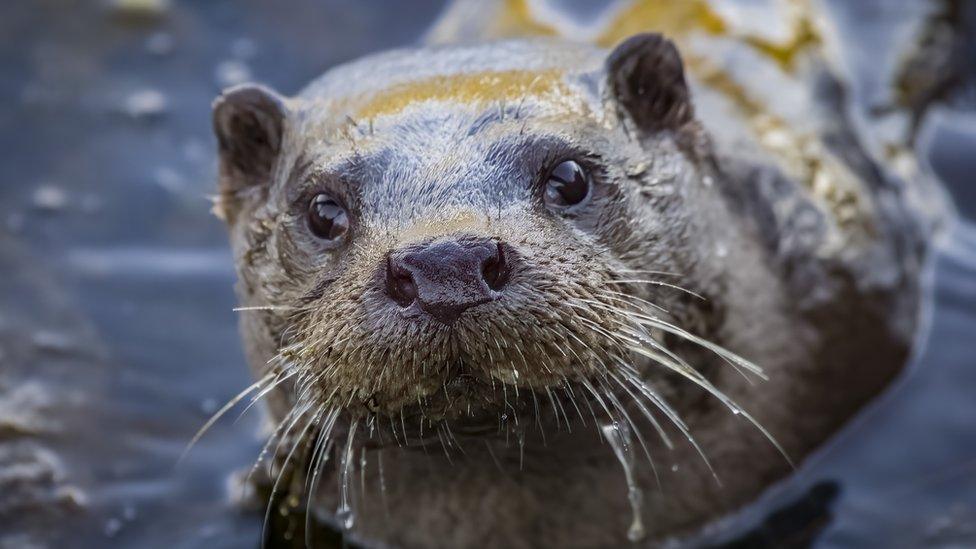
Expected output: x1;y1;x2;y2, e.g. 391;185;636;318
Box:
543;160;591;209
307;193;349;242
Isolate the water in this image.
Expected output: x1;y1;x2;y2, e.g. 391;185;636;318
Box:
602;421;647;543
336;420;358;532
0;1;973;547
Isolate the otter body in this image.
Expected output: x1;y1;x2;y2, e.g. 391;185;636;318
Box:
211;1;943;547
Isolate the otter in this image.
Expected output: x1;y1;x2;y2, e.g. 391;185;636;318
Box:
208;1;944;547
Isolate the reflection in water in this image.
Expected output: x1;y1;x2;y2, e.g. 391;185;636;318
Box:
0;0;973;547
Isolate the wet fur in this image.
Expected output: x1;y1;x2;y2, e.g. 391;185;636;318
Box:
212;35;930;548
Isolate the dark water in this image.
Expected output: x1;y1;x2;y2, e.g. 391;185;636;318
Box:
0;1;973;548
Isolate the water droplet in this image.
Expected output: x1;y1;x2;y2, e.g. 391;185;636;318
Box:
152;166;186;195
337;422;359;531
335;506;354;530
123;89;168;120
104;518;123;538
200;398;218;415
31;330;74;354
122;503;137;521
377;451;389;512
31;184;68;212
601;422;646;543
715;242;728;258
215;60;252;88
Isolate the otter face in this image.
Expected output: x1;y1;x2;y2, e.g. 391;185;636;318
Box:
213;34;749;444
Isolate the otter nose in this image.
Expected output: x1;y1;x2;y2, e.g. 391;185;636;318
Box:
386;238;510;324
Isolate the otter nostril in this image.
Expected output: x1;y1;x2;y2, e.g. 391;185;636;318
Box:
386;255;418;307
386;238;511;323
481;242;510;291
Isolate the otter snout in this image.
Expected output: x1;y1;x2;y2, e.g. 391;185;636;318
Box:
385;237;511;324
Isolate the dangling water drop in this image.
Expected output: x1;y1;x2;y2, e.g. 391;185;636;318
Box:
377;450;390;515
601;421;646;543
336;421;358;530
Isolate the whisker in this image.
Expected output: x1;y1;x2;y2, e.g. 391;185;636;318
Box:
596;375;660;487
573;292;790;466
179;370;276;464
611;368;721;485
614;268;681;277
244;406;301;491
598;288;669;313
605;367;673;449
234;368;300;423
582;300;766;380
336;418;360;530
305;408;341;505
606;279;705;300
262;403;324;542
626;338;791;466
268;401;317;481
630;313;765;380
233;305;300;312
597;290;756;385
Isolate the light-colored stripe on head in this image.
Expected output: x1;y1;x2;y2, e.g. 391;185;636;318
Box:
350;69;580;119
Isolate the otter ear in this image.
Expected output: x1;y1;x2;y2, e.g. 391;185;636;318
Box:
212;84;288;215
605;33;693;133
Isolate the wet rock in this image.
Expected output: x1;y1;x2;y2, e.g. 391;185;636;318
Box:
922;504;976;546
31;330;76;356
0;442;85;517
0;382;59;439
54;485;89;512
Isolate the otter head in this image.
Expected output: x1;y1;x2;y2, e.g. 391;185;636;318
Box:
212;34;755;453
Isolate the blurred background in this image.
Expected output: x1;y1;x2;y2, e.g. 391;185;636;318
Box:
0;1;974;548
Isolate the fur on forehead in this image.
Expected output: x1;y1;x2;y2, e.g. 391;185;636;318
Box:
297;39;609;102
279;106;638;222
291;73;610;148
212;33;695;225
